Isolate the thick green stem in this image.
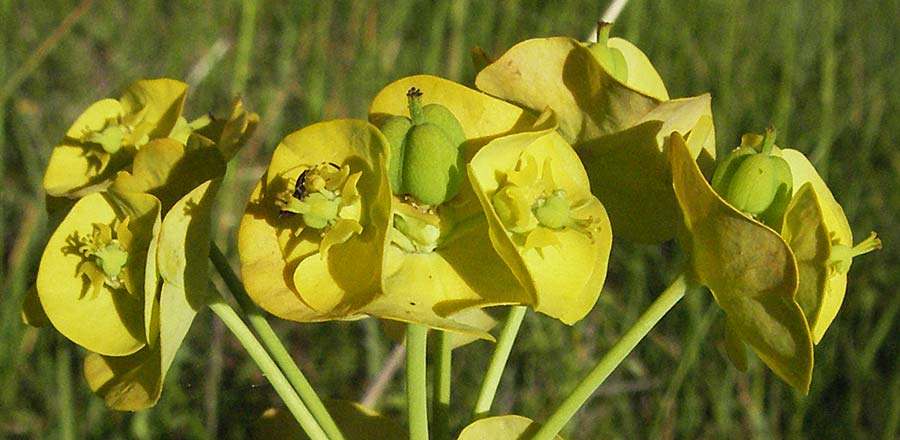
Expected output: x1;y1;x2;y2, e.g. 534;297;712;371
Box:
531;274;690;440
406;323;429;440
433;331;452;440
208;297;328;440
209;244;345;440
473;305;526;417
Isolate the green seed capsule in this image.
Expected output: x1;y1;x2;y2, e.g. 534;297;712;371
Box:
402;123;460;205
711;146;756;193
723;153;780;215
711;128;794;227
377;87;467;205
379;116;412;193
588;22;628;84
756;156;793;227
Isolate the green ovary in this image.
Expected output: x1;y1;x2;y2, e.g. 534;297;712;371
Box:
75;219;133;297
94;242;128;278
829;232;881;275
292;193;342;229
80;117;147;156
492;155;583;249
533;190;572;229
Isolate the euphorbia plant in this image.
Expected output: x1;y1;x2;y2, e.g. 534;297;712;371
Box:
22;8;882;440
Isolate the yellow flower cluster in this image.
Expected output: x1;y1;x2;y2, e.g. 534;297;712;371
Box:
238;76;613;338
29;79;257;410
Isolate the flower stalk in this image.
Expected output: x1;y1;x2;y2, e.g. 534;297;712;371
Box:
473;305;527;418
433;331;453;440
406;323;430;440
209;243;345;440
208;295;328;440
532;273;689;440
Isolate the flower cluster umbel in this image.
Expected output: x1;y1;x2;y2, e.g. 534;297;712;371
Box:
27;19;879;440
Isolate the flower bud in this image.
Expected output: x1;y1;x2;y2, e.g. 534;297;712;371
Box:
378;87;467;205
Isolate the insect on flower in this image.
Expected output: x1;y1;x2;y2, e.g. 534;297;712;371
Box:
279;162;342;218
279;169;309;218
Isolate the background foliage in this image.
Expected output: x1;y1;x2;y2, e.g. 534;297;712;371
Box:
1;0;897;438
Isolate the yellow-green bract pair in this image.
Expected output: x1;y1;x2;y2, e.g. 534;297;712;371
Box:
238;75;613;342
671;131;880;393
473;27;878;397
26;78;257;410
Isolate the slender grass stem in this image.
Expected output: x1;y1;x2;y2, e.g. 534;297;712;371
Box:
406;323;429;440
531;273;689;440
231;0;258;96
208;296;328;440
209;243;345;440
473;305;526;417
361;343;406;408
433;331;452;440
600;0;629;23
0;0;94;105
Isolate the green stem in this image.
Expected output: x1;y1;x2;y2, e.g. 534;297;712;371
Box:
531;274;689;440
407;323;429;440
760;127;777;155
433;331;452;440
231;0;258;96
56;342;75;440
208;297;329;440
473;305;526;417
209;244;345;440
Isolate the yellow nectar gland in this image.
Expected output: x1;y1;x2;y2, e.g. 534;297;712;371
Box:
75;218;133;298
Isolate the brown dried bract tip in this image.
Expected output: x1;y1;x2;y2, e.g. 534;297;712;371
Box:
407;87;423;98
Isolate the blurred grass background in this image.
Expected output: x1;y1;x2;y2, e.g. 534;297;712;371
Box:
1;0;898;438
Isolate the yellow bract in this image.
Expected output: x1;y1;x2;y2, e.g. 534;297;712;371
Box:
780;149;880;343
475;36;665;144
31;78;255;410
239;119;392;321
669;133;813;393
43;79;188;197
469;130;612;324
240;75;613;339
475;36;715;243
366;75;541;333
458;415;565;440
83;179;221;410
37;191;160;357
